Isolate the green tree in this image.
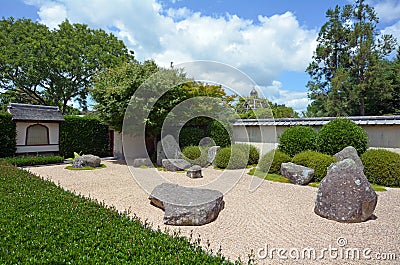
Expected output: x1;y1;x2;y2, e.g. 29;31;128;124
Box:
0;18;132;113
92;61;234;157
307;0;397;116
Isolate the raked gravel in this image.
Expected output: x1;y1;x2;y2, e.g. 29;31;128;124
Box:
25;160;400;264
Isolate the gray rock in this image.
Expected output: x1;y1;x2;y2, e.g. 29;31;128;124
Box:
149;183;224;225
207;146;220;164
162;159;191;172
281;162;315;185
186;165;203;178
133;158;153;167
334;146;364;170
157;135;181;166
314;159;377;223
199;137;216;147
72;154;101;168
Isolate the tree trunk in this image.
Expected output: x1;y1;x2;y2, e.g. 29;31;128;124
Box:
360;94;365;116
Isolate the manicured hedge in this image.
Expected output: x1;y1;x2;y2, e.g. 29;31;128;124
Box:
60;115;110;158
1;155;64;167
316;118;368;155
182;145;209;167
0;112;16;158
258;150;291;174
231;143;260;165
278;126;317;157
0;161;232;264
361;149;400;187
292;150;337;182
214;146;248;169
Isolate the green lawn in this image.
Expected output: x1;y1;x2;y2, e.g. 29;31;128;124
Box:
0;161;234;264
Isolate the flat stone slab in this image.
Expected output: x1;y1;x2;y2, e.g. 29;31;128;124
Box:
133;158;153;167
149;183;224;226
162;159;191;171
281;162;314;185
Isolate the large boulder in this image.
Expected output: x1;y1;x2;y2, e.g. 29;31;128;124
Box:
334;146;364;170
162;159;191;172
72;155;101;168
149;183;224;225
281;162;314;185
207;146;220;165
314;159;377;223
157;135;181;166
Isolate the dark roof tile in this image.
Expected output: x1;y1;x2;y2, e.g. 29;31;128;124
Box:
7;103;64;122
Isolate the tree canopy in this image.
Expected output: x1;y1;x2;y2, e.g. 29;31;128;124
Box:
306;0;398;116
0;17;133;113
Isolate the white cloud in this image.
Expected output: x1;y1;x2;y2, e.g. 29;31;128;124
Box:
25;0;318;110
372;0;400;23
261;81;310;112
37;2;67;28
381;20;400;44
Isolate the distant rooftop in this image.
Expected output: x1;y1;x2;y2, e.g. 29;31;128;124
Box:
7;103;65;122
232;116;400;126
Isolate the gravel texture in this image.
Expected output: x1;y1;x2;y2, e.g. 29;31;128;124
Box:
26;160;400;264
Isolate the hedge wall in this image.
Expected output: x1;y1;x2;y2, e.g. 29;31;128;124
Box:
0;112;16;158
60;116;110;158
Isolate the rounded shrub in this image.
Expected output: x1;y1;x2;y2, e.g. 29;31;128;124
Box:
278;126;317;157
316;118;368;155
231;143;260;165
214;146;247;169
179;127;204;148
182;145;209;167
258;149;291;174
292;150;337;182
361;149;400;187
208;120;231;147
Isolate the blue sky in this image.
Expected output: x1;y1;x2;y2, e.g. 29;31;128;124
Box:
1;0;400;112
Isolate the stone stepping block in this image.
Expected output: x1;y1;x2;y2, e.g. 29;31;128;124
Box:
186;165;202;178
149;183;224;226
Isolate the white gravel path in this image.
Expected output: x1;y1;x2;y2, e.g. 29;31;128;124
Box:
25;160;400;264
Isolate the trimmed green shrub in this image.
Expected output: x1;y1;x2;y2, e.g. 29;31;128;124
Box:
60;115;110;158
214;146;247;169
278;126;317;157
208;120;231;147
316;118;368;155
361;149;400;187
182;145;209;167
258;150;291;174
231;143;260;165
0;112;16;158
179;127;204;148
1;155;64;167
0;162;231;264
292;150;337;182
